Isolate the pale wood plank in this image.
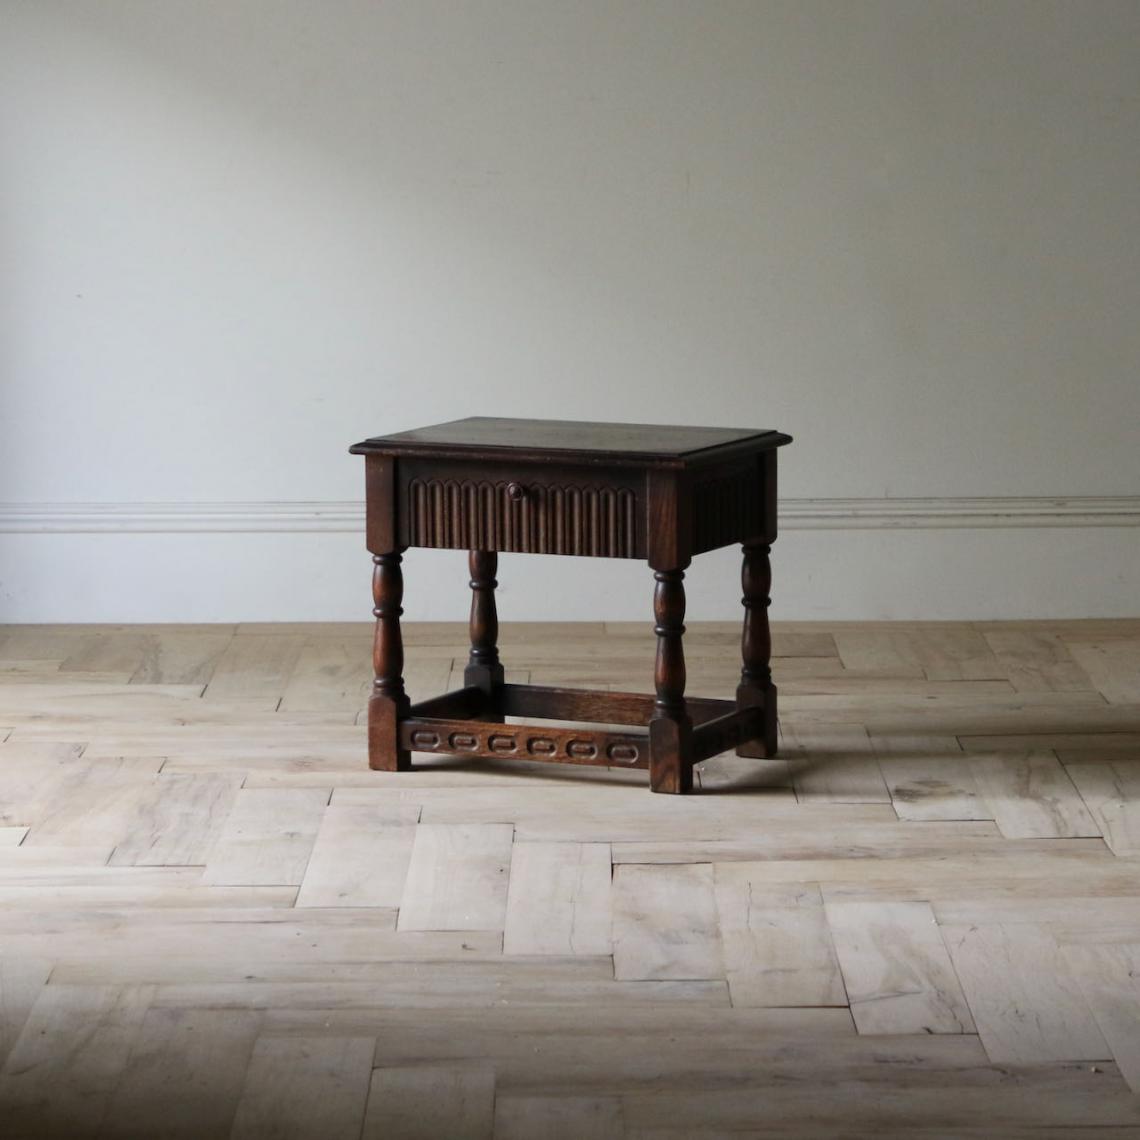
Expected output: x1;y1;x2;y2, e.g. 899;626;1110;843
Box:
783;723;891;803
50;932;504;986
915;625;1006;681
233;621;370;638
835;627;1004;682
0;908;401;967
0;984;153;1136
362;1063;495;1140
695;754;792;792
494;1095;624;1139
713;876;845;1007
0;696;287;731
1064;637;1140;704
129;629;235;685
872;734;991;822
22;758;167;848
771;630;839;658
613;864;723;981
108;773;243;866
1062;943;1140;1092
503;842;612;956
99;1006;262;1138
964;731;1140;761
278;638;373;712
1;665;135;684
612;817;993;864
201;789;329;886
0;958;52;1070
1065;761;1140;855
229;1035;374;1140
0;883;295;912
782;677;1014;698
0;826;27;845
982;629;1094;692
60;630;155;675
295;802;421;908
201;634;305;700
934;896;1140;933
825;900;974;1034
967;750;1101;838
396;824;514;932
145;962;716;1014
941;922;1108;1063
699;843;1131;903
356;1005;855;1090
620;1051;1138;1135
0;741;87;827
396;782;883;843
833;630;925;677
0;627;89;661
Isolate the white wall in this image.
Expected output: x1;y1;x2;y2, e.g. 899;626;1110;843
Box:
2;0;1138;622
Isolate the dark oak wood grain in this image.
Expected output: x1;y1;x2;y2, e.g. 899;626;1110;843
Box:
399;716;649;768
351;416;790;467
496;683;731;726
465;550;505;692
369;550;410;772
351;416;790;793
650;566;693;793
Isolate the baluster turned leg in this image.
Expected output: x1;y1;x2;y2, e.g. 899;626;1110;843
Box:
368;549;411;771
736;542;778;757
465;550;505;697
649;566;694;794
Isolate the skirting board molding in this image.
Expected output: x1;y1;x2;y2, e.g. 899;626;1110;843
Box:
1;496;1138;534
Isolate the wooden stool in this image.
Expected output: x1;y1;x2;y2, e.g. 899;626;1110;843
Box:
349;417;792;794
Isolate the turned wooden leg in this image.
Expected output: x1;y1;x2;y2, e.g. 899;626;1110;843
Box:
368;549;411;771
649;566;693;794
736;542;778;758
464;550;505;696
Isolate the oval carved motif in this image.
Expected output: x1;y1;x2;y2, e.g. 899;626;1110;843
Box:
410;731;440;749
488;734;518;754
607;743;640;764
567;739;598;759
527;737;557;756
448;732;479;751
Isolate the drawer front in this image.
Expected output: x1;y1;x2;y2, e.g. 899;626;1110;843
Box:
398;459;645;558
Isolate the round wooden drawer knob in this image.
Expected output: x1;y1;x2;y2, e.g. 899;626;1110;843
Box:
507;482;527;501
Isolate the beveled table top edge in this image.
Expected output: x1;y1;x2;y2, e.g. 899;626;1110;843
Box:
349;417;792;467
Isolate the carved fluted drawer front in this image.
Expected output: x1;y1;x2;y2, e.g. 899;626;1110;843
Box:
690;459;768;555
398;460;644;558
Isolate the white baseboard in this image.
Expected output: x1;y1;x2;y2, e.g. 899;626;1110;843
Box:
2;496;1137;534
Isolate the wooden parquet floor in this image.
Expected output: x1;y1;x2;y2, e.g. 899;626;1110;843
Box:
1;620;1139;1138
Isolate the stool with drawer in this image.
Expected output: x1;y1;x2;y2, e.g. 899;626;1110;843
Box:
349;416;792;794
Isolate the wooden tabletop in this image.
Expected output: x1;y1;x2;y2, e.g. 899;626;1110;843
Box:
350;417;791;465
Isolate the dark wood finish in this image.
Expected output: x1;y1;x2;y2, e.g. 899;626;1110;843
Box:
691;706;767;764
364;455;397;556
369;550;410;771
736;449;779;758
407;686;487;719
498;683;731;726
691;459;765;555
650;566;693;794
646;469;691;571
399;717;649;768
400;459;643;558
464;550;505;692
352;417;790;791
351;416;791;467
735;543;777;758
